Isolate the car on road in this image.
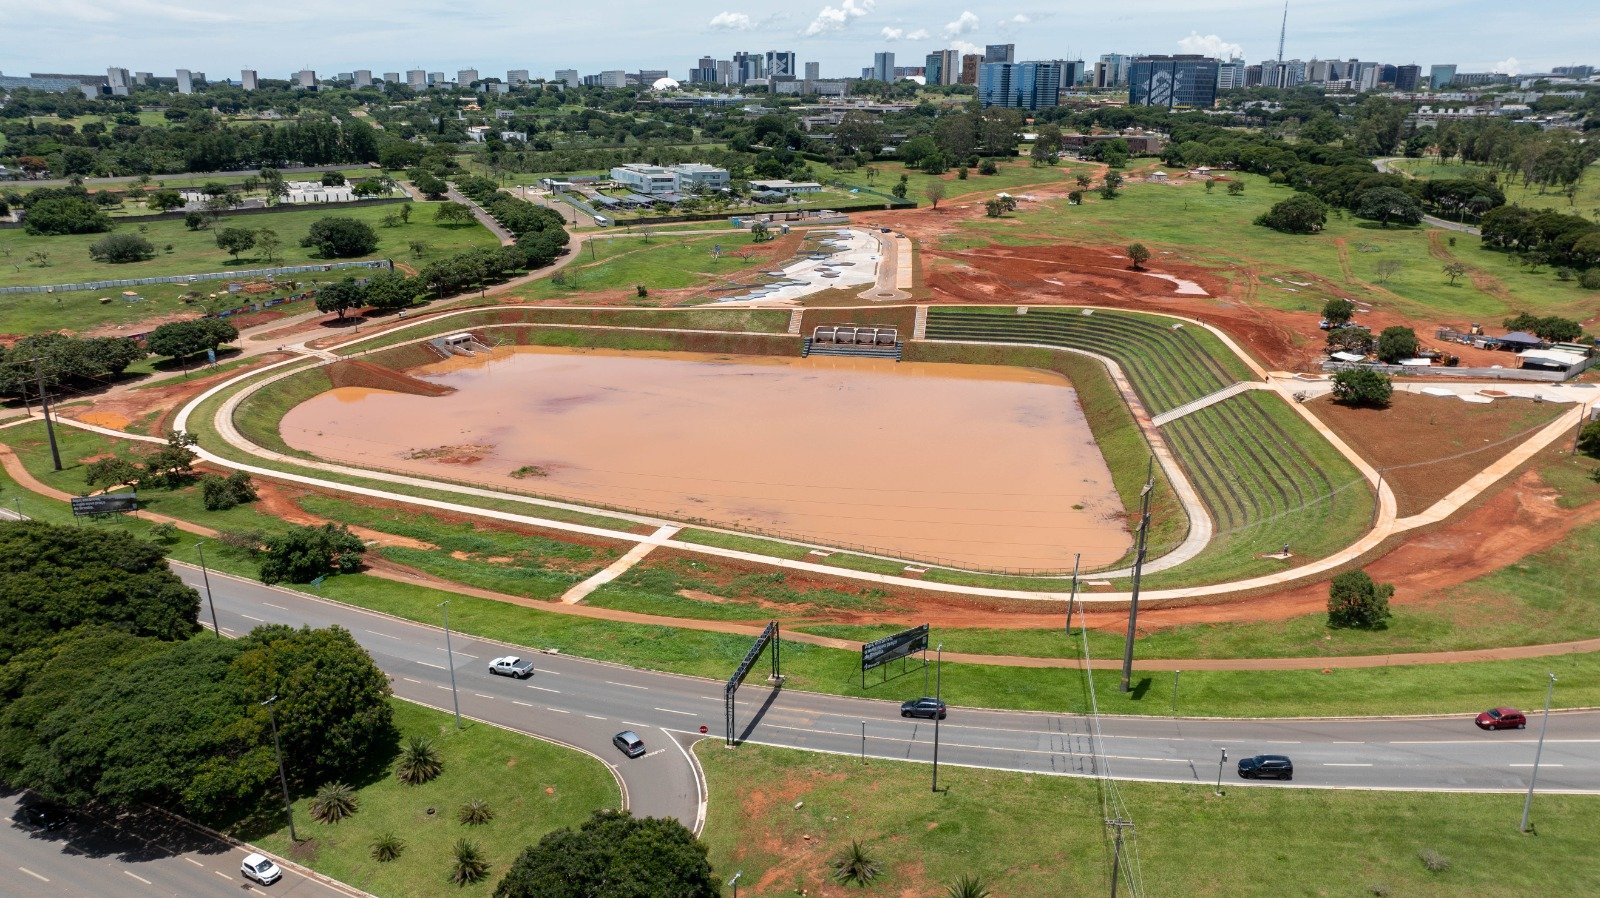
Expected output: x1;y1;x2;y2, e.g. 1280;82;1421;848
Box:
241;853;283;885
1476;707;1527;730
1237;754;1294;781
612;730;646;759
488;656;535;679
900;697;947;720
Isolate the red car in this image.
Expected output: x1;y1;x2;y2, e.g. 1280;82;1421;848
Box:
1475;708;1527;730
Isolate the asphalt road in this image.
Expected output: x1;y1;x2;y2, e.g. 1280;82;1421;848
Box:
1;790;361;897
178;564;1600;834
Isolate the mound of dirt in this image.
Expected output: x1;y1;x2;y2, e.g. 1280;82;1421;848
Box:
325;359;455;396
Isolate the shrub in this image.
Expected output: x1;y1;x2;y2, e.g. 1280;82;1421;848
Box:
23;196;110;235
88;232;156;263
458;798;494;825
371;833;405;862
1255;194;1329;234
450;839;490;885
258;523;365;584
978;158;998;175
1418;849;1451;873
1327;570;1394;629
1375;326;1419;363
200;472;258;511
1126;243;1150;270
1576;419;1600;459
300;216;379;258
395;735;442;785
831;840;881;886
1581;268;1600;290
1330;368;1392;407
1226;180;1245;195
309;782;358;824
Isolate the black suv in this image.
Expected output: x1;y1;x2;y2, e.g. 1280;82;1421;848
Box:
1236;754;1294;780
900;697;947;720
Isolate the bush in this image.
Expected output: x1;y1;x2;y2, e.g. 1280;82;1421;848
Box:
458;798;494;825
1576;419;1600;459
1375;326;1419;363
395;735;442;785
1418;849;1451;873
88;232;156;263
371;833;405;862
978;159;998;175
1330;368;1392;407
1327;570;1393;629
258;523;366;584
1255;194;1329;234
300;216;379;258
450;839;490;885
200;472;258;511
309;782;358;824
1581;268;1600;290
22;196;110;235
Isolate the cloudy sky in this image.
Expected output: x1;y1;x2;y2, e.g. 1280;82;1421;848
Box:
4;0;1596;81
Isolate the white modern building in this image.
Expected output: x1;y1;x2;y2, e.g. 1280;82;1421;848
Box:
610;163;730;195
241;68;258;91
507;69;529;85
598;70;627;88
749;179;823;195
555;69;579;86
106;67;131;96
458;68;479;85
353;69;372;87
176;69;193;94
407;69;427;88
295;69;316;89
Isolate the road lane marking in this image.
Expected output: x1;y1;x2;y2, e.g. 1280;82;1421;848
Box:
546;708;570;714
239;613;264;622
364;629;403;639
415;661;446;670
401;677;422;684
654;707;696;716
643;748;668;758
1330;741;1366;745
473;693;495;699
585;714;606;720
217;870;235;880
19;868;48;882
757;723;1189;763
437;685;453;691
512;700;533;707
263;602;287;610
623;721;648;729
1323;763;1373;767
124;871;153;885
185;858;206;867
526;685;560;693
606;681;648;690
1510;763;1564;767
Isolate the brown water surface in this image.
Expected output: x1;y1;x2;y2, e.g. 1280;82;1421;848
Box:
280;347;1131;570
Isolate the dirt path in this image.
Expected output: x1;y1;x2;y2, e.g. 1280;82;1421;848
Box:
1334;237;1354;284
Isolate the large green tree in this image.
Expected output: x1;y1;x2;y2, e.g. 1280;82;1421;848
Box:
259;524;367;584
300;216;379;258
1375;326;1420;363
314;277;368;319
1354;187;1423;227
1255;194;1329;234
1327;570;1394;629
494;810;717;898
145;318;239;365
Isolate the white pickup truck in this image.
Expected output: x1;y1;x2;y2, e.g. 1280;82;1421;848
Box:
488;656;535;679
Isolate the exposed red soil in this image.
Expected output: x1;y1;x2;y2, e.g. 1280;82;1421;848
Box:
61;352;294;434
326;358;455;396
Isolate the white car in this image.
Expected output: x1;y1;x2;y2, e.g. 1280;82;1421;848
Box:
241;853;282;885
488;656;535;679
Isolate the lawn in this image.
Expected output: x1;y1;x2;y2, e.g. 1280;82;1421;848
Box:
1388;156;1600;216
0;200;497;289
251;700;619;898
820;158;1095;208
949;171;1598;322
510;232;770;300
698;742;1600;898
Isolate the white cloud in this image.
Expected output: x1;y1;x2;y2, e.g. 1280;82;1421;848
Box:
708;11;755;31
1177;32;1245;60
803;0;873;37
951;40;983;56
906;27;929;40
881;26;903;41
1491;56;1522;75
944;10;979;37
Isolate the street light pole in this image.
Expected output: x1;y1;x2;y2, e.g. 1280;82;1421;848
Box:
1215;748;1227;796
728;871;742;898
931;642;943;793
441;600;462;729
261;696;298;842
196;540;220;638
1520;673;1557;833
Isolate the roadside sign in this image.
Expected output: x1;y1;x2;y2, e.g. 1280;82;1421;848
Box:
862;624;929;673
71;493;138;516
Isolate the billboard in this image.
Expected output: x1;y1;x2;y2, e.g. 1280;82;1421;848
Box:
861;624;929;673
71;493;138;516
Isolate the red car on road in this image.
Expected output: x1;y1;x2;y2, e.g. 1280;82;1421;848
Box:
1475;708;1527;730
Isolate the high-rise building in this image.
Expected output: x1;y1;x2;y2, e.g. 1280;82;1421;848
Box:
176;68;194;94
733;51;764;84
1128;55;1220;108
407;69;427;89
924;52;945;86
135;72;152;85
960;54;980;84
1429;64;1457;89
106;67;131;96
1216;58;1246;91
1308;59;1334;82
352;70;372;88
715;60;734;85
1097;53;1130;87
984;44;1015;64
872;51;895;83
555;69;579;86
978;61;1061;110
1057;59;1086;88
927;49;957;87
1354;62;1380;91
766;51;797;78
598;70;627;88
507;69;529;85
458;69;479;86
428;72;446;85
295;69;317;89
1379;64;1398;85
239;69;258;91
805;61;820;81
690;57;720;83
382;72;399;83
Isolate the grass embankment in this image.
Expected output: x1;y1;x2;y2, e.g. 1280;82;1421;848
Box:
949;171;1597;321
231;363;332;458
699;742;1600;898
334;305;792;356
252;701;618;898
512;233;769;300
1388;156;1600;215
821;158;1094;206
6;418;1600;716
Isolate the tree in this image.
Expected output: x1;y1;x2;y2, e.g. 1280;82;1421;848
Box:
1373;259;1403;283
200;472;257;511
1254;194;1329;234
184;211;208;231
411;171;447;199
1074;173;1092;189
88;232;156;263
147;189;185;212
1100;171;1124;199
493;810;717;898
259;524;367;584
434;201;475;225
1322;298;1356;328
984;198;1006;218
309;783;358;823
1376;325;1420;363
320;170;347;187
1330;368;1393;407
84;456;142;492
363;271;419;312
1067;190;1084;205
140;430;199;488
978;158;998;175
1355;187;1424;227
300;217;380;258
1226;180;1245;196
396;736;443;785
256;228;282;264
22;196;110;235
1576;419;1600;459
215;227;256;260
832;840;881;887
749;221;772;242
315;277;368;319
452;840;491;885
145;319;238;366
1326;570;1394;629
1127;243;1151;270
891;175;909;200
1326;325;1376;356
925;180;946;209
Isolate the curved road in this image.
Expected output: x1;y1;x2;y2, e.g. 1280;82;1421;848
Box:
178;564;1600;833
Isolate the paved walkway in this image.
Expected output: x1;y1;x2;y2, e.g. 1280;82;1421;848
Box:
559;525;680;604
1150;381;1269;427
1373;158;1482;234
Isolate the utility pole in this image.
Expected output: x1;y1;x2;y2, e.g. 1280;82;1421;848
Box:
196;540;220;638
30;357;63;471
1107;818;1135;898
1215;748;1228;796
1520;673;1558;833
1120;460;1154;693
931;642;943;792
1065;553;1081;634
261;696;298;842
441;600;462;728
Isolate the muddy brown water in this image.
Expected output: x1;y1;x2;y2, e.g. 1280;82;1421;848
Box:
280;346;1132;571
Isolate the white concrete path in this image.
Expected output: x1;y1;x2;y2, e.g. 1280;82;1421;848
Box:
560;525;681;604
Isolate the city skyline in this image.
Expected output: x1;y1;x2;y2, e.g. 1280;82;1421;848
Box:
6;0;1597;81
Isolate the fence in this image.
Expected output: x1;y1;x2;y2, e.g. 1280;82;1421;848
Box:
1321;360;1576;383
0;259;393;295
0;195;411;231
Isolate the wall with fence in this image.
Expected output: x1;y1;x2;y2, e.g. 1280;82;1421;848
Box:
0;195;410;231
0;259;393;296
1320;360;1580;383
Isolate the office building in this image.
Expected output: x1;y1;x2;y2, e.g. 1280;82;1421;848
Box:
923;49;957;87
715;60;734;85
610;162;729;195
598;70;627;88
382;72;399;83
458;69;479;86
872;51;894;83
428;72;446;85
960;54;980;84
1216;58;1246;91
1553;65;1595;77
350;70;371;88
237;68;257;91
1097;53;1130;87
804;61;820;80
1057;59;1086;88
732;51;764;84
1128;55;1220;108
507;69;529;85
924;52;945;86
295;69;317;89
407;69;427;89
978;61;1061;110
984;44;1015;64
1429;64;1456;89
176;68;194;94
106;67;131;96
767;51;797;78
690;57;720;83
1354;62;1380;91
555;69;579;86
134;72;152;85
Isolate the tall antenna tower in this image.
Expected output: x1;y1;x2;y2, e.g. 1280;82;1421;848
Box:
1277;1;1288;63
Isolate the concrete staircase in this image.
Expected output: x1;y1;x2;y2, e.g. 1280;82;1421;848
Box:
786;309;805;335
803;338;903;361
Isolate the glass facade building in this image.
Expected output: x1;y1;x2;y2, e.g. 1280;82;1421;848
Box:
1128;55;1220;108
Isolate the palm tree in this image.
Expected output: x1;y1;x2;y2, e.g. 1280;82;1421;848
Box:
395;736;443;785
450;839;490;885
370;832;405;863
308;782;358;824
946;873;992;898
831;840;880;887
458;799;494;825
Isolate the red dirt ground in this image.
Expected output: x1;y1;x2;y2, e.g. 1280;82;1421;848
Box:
62;352;294;434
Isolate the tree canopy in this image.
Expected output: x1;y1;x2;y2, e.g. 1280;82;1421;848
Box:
494;810;717;898
144;318;239;364
1327;570;1394;629
259;524;367;584
300;216;379;258
1255;194;1329;234
1375;326;1420;363
1330;368;1392;407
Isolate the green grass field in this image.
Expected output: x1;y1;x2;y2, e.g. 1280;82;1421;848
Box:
510;232;770;300
251;700;619;898
821;158;1095;208
1388;156;1600;216
948;171;1597;322
699;742;1600;898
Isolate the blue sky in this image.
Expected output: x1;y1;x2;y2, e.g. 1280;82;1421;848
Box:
3;0;1596;81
